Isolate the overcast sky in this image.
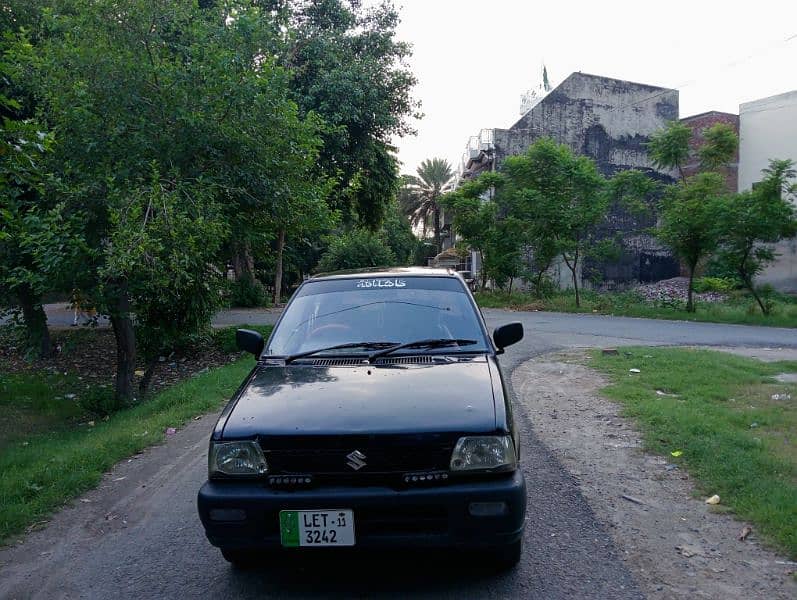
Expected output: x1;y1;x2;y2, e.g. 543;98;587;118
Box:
388;0;797;175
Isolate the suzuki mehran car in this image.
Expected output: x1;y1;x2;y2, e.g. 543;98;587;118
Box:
197;268;526;569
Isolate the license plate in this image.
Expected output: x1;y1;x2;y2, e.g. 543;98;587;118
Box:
279;509;355;547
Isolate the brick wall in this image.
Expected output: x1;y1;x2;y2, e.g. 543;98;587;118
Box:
680;111;739;191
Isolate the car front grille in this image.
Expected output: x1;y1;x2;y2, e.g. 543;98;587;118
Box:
261;436;454;482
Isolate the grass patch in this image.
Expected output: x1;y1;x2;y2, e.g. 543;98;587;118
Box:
591;347;797;558
0;324;273;545
475;290;797;328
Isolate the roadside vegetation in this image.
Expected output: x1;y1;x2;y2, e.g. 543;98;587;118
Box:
0;325;271;545
475;286;797;328
591;347;797;558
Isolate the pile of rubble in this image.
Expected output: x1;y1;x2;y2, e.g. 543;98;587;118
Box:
635;277;727;306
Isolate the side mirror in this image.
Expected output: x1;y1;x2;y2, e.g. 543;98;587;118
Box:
236;329;264;357
493;322;523;353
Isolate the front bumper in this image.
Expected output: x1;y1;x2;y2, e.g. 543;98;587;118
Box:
197;471;526;551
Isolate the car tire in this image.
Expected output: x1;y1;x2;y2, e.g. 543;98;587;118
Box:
489;540;523;570
221;549;260;569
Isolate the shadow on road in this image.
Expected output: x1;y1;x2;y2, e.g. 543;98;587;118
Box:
220;549;515;597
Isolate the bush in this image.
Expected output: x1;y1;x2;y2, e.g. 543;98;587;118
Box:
78;387;121;417
230;273;268;308
693;276;737;294
317;229;396;272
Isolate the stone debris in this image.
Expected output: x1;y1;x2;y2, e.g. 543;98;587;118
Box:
635;277;727;305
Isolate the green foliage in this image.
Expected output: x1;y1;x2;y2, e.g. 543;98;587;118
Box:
77;386;119;417
317;229;397;272
593;348;797;558
379;200;417;266
501;138;608;305
399;158;455;250
100;172;228;364
284;0;419;227
646;120;692;179
0;356;256;544
229;274;268;309
692;277;738;294
658;173;727;311
715;159;797;315
698;123;738;171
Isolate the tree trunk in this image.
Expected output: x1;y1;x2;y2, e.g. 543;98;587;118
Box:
433;207;441;254
686;266;696;313
742;270;768;315
508;276;514;297
273;227;285;305
139;359;158;394
563;253;580;308
232;242;254;279
479;250;487;290
110;287;136;404
18;284;51;358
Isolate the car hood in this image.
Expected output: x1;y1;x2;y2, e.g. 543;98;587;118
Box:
221;357;497;438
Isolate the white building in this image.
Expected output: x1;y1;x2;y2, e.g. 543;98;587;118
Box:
738;90;797;293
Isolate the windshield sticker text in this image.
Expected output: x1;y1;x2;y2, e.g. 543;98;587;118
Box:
356;279;406;289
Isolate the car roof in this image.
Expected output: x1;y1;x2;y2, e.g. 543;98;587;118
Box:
310;266;462;281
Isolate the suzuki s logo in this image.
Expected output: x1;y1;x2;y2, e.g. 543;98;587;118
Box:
346;450;367;470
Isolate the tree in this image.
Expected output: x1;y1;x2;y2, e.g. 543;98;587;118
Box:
399;158;455;253
501;139;608;307
658;173;727;312
317;229;396;272
716;159;797;314
647;120;692;181
25;0;328;402
282;0;420;228
379;200;418;266
648;120;738;312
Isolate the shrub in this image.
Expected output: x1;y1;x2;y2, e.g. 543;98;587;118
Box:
693;276;737;294
230;273;267;308
317;229;396;272
78;387;121;417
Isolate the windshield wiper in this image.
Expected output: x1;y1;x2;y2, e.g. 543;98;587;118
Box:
284;341;399;364
368;338;478;362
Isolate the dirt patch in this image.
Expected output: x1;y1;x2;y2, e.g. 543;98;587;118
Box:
512;352;797;600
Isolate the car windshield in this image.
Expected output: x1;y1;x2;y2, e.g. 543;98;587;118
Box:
267;276;489;357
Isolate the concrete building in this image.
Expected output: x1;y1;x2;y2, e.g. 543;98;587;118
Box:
680;110;739;191
738;90;797;292
453;72;681;287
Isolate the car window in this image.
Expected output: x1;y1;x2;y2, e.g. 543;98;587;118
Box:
267;276;489;356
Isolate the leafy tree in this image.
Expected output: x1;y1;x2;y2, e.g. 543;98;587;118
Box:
699;123;738;171
501;139;608;307
658;173;727;312
379;200;418;266
647;120;692;181
24;0;328;401
282;0;420;228
399;158;455;253
716;159;797;314
316;229;396;272
648;119;738;312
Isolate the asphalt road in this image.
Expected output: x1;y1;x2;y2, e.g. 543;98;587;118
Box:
1;310;796;599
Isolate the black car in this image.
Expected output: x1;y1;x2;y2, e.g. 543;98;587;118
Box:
197;267;526;568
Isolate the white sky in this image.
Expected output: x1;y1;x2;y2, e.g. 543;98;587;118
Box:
389;0;797;175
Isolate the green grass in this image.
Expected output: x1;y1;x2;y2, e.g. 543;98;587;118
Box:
591;347;797;558
475;290;797;328
0;324;273;545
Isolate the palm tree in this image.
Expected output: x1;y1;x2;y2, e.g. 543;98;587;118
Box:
399;158;454;253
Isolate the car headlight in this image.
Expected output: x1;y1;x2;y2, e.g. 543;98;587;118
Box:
208;441;268;478
449;436;517;472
